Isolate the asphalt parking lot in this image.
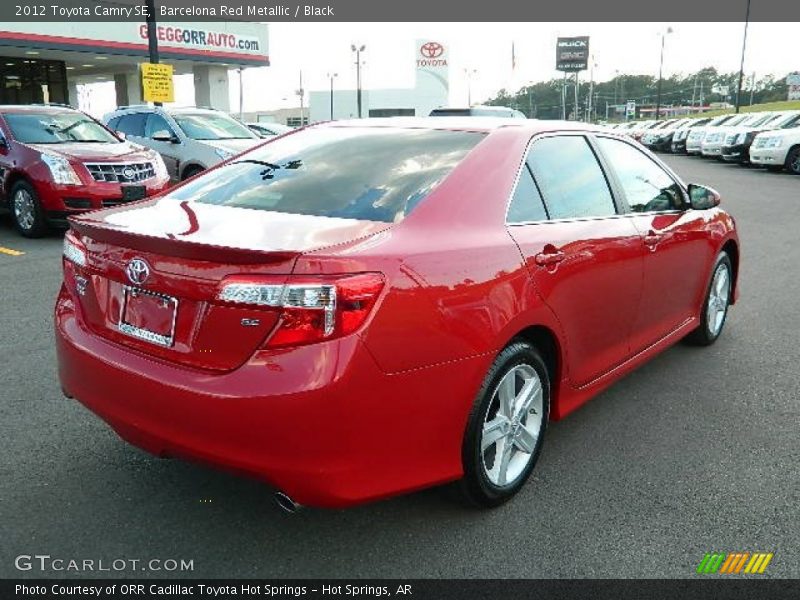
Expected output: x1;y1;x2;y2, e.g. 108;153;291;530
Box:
1;155;798;579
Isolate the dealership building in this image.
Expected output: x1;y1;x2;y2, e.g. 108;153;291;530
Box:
308;40;449;122
0;22;269;110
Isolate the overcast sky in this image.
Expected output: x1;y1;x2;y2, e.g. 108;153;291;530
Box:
83;22;800;116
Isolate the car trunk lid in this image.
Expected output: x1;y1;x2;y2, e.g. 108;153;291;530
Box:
67;199;390;371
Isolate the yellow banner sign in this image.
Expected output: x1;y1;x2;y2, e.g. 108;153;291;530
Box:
141;62;174;103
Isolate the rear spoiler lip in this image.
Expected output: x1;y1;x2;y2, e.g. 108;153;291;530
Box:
68;217;301;266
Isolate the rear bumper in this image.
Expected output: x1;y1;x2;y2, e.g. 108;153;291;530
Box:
55;285;480;507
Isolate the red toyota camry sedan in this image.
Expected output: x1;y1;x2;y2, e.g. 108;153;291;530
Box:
55;118;739;510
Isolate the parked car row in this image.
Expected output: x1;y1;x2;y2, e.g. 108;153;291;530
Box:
0;103;285;238
606;110;800;175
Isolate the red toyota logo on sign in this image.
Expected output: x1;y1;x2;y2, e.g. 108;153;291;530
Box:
420;42;444;59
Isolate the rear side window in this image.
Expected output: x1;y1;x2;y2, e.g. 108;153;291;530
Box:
107;116;121;130
527;136;616;220
116;113;147;137
507;165;548;223
168;127;484;223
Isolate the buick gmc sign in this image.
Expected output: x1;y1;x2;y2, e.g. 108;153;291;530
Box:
556;36;590;72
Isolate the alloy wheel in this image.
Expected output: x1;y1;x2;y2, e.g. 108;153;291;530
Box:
790;150;800;174
13;188;35;231
707;262;731;336
481;364;543;487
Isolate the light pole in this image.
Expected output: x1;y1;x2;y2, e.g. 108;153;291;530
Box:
351;44;365;118
587;57;596;122
327;72;338;120
238;68;244;120
735;0;751;114
464;68;477;106
655;26;673;121
296;70;305;126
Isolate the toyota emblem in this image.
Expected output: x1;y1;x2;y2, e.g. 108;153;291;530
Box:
420;42;444;59
121;166;136;180
126;258;151;285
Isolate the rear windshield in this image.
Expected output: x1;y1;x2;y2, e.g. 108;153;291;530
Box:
168;127;484;223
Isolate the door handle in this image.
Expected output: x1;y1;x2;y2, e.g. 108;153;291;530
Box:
643;230;664;248
535;250;566;266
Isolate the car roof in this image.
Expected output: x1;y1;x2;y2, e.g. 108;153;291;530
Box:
111;105;221;115
316;117;605;135
0;104;79;114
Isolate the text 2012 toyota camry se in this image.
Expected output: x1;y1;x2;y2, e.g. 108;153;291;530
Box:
55;118;740;510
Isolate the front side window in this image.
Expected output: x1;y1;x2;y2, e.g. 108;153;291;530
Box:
166;127;485;223
4;112;119;144
172;112;256;140
145;114;176;139
116;113;147;137
526;135;617;220
596;137;685;213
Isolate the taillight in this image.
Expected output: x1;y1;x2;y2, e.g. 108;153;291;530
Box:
217;273;385;348
63;230;87;267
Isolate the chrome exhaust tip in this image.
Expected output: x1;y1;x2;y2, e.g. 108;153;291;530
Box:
274;491;303;514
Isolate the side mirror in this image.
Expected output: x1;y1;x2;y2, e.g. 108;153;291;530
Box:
688;183;721;210
0;136;8;149
115;130;126;140
151;130;178;143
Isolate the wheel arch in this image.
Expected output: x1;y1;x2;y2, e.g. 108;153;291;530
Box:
180;162;206;180
508;324;564;416
784;143;800;170
721;238;739;304
3;169;34;204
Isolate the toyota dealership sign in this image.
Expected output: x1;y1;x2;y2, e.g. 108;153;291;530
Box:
417;40;448;67
556;36;590;72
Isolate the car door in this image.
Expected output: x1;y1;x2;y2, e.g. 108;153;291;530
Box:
593;135;716;353
506;133;645;387
143;113;181;182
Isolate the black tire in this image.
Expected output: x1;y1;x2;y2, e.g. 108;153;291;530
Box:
786;147;800;175
181;165;204;181
457;341;550;508
9;180;48;238
685;252;733;346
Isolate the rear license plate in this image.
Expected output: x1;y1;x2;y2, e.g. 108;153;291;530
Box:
119;286;178;347
121;185;146;202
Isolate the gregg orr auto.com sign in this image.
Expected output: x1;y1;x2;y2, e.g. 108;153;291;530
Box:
556;36;589;72
139;24;261;51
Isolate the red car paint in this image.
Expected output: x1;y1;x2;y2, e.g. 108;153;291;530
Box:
55;118;739;508
0;105;170;225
